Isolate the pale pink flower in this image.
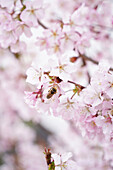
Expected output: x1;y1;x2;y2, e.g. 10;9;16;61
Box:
52;152;77;170
0;29;18;48
0;19;19;48
15;22;32;38
20;0;44;26
26;67;43;85
0;10;12;29
48;40;62;56
69;4;89;27
45;23;62;41
36;37;49;50
24;85;44;108
81;85;103;107
56;96;76;120
48;54;76;82
103;73;113;98
24;91;38;108
60;27;80;51
10;40;26;53
90;61;110;90
85;116;101;134
95;115;113;139
74;33;91;54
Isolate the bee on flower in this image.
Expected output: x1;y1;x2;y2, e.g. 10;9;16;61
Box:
46;86;57;99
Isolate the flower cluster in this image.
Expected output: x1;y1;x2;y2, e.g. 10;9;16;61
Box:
0;0;44;52
1;0;113;170
44;148;77;170
24;0;113;143
25;54;113;141
75;63;113;140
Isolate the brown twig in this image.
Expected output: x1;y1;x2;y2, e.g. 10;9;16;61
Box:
92;24;113;32
67;80;85;89
79;54;98;65
38;20;48;29
20;0;24;6
79;54;113;71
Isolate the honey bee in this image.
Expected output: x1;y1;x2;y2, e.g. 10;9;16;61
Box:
46;87;57;99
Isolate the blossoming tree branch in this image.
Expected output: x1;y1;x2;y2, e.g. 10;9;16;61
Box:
0;0;113;169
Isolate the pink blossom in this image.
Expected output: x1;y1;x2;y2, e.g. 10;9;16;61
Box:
1;1;113;169
10;40;26;53
15;22;32;38
56;96;76;120
69;4;89;27
52;152;77;170
36;37;49;50
24;91;38;108
0;29;18;48
81;85;103;107
26;66;46;86
20;0;44;26
74;33;91;54
0;10;12;29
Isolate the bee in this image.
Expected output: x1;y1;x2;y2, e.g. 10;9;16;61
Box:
46;87;57;99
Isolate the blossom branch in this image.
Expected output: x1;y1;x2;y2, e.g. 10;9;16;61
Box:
67;80;85;89
79;54;113;71
38;20;48;29
20;0;24;6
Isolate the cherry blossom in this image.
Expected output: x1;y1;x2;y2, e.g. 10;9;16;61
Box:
1;0;113;170
52;152;77;170
20;0;44;26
